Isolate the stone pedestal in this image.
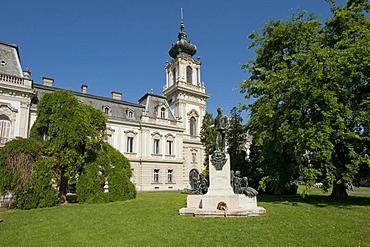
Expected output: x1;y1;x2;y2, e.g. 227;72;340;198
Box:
179;153;266;217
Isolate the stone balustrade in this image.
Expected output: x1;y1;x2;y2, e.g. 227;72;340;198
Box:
0;73;32;87
178;81;205;92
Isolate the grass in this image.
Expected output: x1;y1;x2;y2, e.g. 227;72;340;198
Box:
1;189;370;246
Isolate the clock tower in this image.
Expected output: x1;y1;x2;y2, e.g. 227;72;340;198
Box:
163;14;209;185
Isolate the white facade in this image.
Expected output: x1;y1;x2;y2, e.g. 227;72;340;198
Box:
0;21;209;191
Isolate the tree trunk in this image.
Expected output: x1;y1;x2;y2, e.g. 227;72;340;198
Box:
59;173;68;203
330;183;348;198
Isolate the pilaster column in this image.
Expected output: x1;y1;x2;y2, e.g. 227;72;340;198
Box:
19;98;30;138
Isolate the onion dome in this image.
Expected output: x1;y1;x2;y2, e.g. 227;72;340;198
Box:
168;19;197;59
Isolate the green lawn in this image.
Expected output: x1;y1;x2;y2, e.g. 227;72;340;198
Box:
1;190;369;246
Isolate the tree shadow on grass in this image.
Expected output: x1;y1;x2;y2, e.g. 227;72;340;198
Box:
257;193;370;208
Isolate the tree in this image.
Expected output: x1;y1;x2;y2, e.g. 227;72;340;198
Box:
226;107;249;176
239;0;370;197
0;90;136;209
200;112;216;177
30;90;107;199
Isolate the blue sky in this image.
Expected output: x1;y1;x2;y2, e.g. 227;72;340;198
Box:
2;0;346;119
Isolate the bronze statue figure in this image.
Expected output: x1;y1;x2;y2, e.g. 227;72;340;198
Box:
214;107;229;152
231;170;258;197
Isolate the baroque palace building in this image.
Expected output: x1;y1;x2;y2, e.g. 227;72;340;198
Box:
0;19;209;191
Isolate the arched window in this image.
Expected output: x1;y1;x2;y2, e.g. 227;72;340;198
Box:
190;117;196;136
189;169;199;190
160;107;166;119
186;66;193;84
172;68;176;85
102;105;110;115
0;115;11;144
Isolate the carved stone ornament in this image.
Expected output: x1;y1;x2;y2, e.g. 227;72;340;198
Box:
211;151;227;171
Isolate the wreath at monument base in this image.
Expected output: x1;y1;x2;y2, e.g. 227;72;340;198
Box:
217;201;228;217
217;201;228;210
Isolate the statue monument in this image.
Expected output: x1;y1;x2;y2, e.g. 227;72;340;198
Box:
179;108;266;217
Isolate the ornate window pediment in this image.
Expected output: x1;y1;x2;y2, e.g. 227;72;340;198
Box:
0;103;18;115
151;131;162;139
124;130;138;137
165;133;175;141
187;109;199;118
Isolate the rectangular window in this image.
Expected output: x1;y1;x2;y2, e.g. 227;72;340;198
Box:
167;169;173;183
167;140;173;155
154;169;160;183
127;137;134;153
154;139;160;154
0;121;10;144
160;108;166;119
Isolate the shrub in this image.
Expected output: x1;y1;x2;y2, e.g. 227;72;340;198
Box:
105;144;136;201
76;161;106;204
76;143;136;203
0;139;58;209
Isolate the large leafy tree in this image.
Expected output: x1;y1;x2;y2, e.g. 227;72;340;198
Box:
239;0;370;197
226;107;249;176
30;90;107;198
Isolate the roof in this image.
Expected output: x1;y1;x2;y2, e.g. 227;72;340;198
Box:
33;83;145;121
0;41;23;77
139;92;177;121
33;84;179;122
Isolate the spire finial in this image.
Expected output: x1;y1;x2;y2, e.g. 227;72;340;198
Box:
168;8;197;58
180;8;184;24
179;8;186;39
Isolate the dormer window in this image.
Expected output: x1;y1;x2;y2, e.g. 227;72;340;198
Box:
160;107;166;119
126;109;134;119
186;66;192;84
102;105;110;115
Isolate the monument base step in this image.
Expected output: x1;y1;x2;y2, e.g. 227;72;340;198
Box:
179;207;266;217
